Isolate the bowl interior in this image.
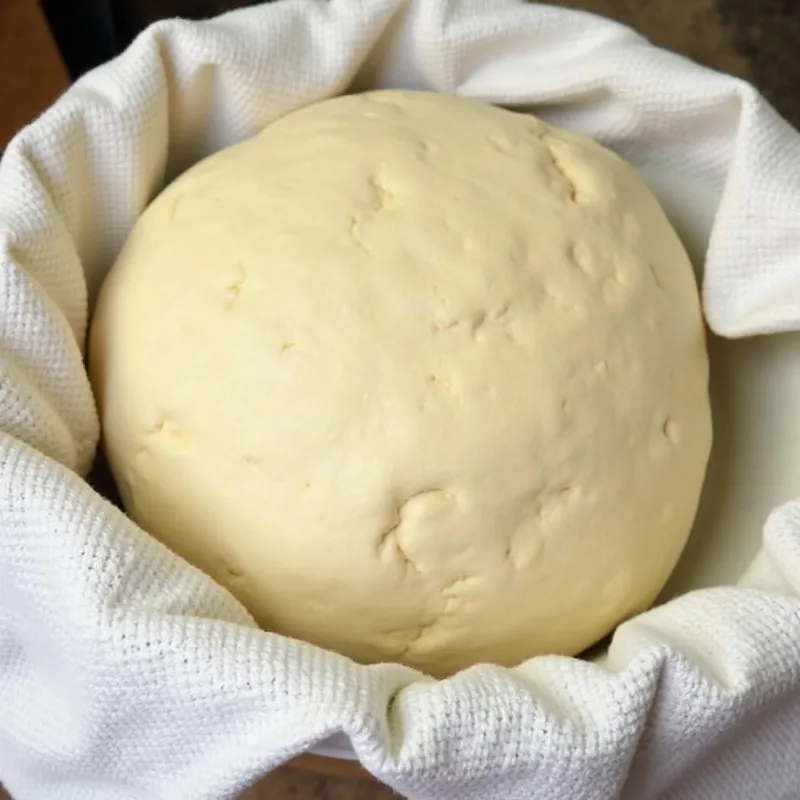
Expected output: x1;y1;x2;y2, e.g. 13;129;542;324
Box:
87;163;800;764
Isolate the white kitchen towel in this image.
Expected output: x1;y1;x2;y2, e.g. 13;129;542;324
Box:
1;1;800;798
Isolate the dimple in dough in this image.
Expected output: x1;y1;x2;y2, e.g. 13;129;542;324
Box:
90;90;712;677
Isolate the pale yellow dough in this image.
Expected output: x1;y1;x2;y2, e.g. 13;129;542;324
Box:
90;91;711;676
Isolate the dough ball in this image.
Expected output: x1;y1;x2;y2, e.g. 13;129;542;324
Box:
90;91;711;677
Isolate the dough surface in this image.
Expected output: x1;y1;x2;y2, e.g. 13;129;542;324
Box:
90;91;712;676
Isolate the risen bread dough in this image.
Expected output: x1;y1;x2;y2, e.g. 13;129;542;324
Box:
90;91;711;677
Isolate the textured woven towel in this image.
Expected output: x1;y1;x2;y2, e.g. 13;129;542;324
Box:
2;1;800;798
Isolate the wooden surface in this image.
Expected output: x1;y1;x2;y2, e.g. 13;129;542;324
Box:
242;762;400;800
1;760;400;800
287;754;379;781
0;0;69;149
1;766;400;800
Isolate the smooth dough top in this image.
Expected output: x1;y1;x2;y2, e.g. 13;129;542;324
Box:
90;90;712;677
